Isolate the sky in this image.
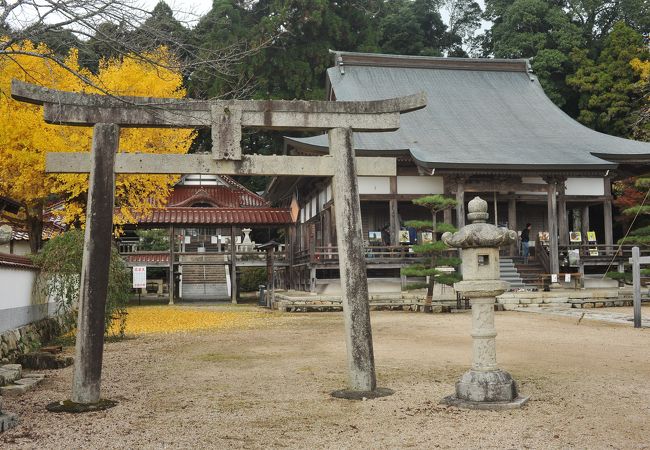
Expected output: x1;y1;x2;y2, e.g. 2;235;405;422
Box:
144;0;214;26
142;0;484;30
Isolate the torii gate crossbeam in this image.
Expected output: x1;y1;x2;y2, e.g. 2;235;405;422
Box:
11;80;426;405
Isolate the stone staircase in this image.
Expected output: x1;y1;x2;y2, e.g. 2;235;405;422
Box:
0;363;46;432
180;254;229;300
511;256;546;287
500;257;525;289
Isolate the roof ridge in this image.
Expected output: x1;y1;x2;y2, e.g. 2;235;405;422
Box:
329;50;530;73
219;175;269;204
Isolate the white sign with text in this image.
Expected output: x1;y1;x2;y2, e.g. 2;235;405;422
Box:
133;266;147;289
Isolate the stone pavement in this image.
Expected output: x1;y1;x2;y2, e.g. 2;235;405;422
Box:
514;305;650;328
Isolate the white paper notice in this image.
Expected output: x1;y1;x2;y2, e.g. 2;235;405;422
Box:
551;274;558;283
133;266;147;289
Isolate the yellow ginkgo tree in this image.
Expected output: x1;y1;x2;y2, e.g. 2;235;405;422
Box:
0;41;193;252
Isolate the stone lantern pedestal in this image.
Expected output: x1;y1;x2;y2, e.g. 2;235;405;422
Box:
440;197;529;410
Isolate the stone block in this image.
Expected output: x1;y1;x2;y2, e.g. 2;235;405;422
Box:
3;334;16;353
23;373;46;379
582;303;593;308
14;377;41;388
0;365;22;386
0;384;28;396
455;369;518;403
0;412;19;432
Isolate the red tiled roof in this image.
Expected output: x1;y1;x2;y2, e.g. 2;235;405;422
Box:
135;207;293;225
0;253;38;270
0;216;64;241
168;185;267;208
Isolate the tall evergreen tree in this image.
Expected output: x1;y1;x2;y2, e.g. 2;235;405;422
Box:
567;22;649;137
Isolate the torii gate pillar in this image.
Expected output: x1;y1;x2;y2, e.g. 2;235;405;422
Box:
330;127;376;392
73;123;119;404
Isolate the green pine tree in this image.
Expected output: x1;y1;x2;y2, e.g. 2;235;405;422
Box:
400;195;461;312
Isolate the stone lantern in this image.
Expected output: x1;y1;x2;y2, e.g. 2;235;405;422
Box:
441;196;529;409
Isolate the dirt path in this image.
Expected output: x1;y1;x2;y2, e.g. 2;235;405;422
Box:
2;307;649;449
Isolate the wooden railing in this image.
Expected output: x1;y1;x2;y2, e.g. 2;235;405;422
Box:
536;239;650;274
293;245;456;266
558;244;650;259
119;249;289;264
535;235;550;273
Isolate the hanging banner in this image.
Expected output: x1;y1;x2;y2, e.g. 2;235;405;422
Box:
133;266;147;289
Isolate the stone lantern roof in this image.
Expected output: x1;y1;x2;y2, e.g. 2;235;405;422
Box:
442;197;517;248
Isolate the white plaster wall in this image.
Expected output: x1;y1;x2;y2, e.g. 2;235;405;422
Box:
0;266;58;333
521;177;546;184
517;176;547;196
358;176;391;194
0;267;36;311
0;241;31;255
565;178;605;196
318;189;327;209
310;197;317;218
397;176;444;195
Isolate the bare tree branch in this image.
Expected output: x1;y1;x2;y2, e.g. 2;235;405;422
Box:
1;0;280;100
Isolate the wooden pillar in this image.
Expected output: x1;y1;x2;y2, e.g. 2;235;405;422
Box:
581;206;590;246
71;123;119;405
508;198;517;256
443;176;452;225
558;179;569;246
323;209;331;248
230;226;237;304
545;178;560;276
309;267;317;292
168;225;175;305
329;127;377;393
456;177;466;228
287;226;294;289
604;178;613;252
265;248;275;307
389;200;399;245
389;176;399;245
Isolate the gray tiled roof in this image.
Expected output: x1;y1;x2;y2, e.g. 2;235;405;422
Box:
286;52;650;170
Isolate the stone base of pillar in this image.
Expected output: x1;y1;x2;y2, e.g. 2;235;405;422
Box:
441;369;529;410
46;399;118;413
331;387;394;401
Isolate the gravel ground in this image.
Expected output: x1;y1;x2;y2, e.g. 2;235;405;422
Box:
1;306;649;449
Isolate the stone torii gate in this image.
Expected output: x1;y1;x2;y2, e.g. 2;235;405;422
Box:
11;80;426;406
